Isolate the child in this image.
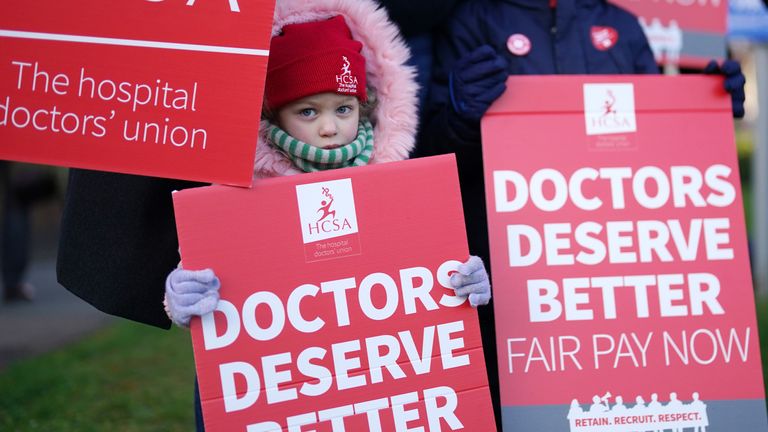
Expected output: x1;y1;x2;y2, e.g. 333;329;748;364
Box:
165;1;492;326
58;0;491;331
162;1;492;429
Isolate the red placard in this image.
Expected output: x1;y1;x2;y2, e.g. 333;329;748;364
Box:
610;0;726;68
173;155;496;431
483;75;768;431
0;0;274;186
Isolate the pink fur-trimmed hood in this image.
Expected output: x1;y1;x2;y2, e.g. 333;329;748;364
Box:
253;0;418;178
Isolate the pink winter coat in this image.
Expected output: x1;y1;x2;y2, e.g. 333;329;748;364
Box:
253;0;419;178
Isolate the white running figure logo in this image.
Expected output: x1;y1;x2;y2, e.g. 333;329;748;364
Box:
185;0;241;12
602;90;616;116
340;56;352;76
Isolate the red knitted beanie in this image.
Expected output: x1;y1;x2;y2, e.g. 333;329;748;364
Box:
265;16;367;110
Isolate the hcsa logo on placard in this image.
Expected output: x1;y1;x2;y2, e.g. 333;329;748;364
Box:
296;179;359;244
583;83;637;136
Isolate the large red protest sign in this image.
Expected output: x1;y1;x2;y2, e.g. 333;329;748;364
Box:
0;0;274;186
610;0;726;68
482;75;768;431
173;155;496;431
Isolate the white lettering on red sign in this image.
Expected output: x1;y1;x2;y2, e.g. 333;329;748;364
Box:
146;0;242;13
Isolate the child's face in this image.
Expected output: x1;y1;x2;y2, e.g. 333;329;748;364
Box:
276;93;360;149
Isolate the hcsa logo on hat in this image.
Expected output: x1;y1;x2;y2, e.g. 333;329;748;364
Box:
336;56;359;94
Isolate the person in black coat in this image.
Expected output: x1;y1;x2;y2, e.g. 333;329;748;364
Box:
57;171;204;328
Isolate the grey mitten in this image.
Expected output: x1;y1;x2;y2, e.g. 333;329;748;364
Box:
164;267;221;327
450;255;492;307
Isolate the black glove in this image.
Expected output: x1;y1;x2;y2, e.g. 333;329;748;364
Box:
449;45;508;122
704;59;746;119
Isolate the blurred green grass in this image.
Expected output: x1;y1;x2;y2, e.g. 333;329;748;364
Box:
744;181;752;237
0;322;196;432
736;124;753;235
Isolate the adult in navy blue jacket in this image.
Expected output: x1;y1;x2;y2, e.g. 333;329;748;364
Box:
415;0;744;428
419;0;659;263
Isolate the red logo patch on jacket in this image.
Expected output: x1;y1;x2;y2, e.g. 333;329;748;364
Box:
590;26;619;51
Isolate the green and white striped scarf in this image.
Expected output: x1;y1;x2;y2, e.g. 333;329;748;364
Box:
266;119;374;172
